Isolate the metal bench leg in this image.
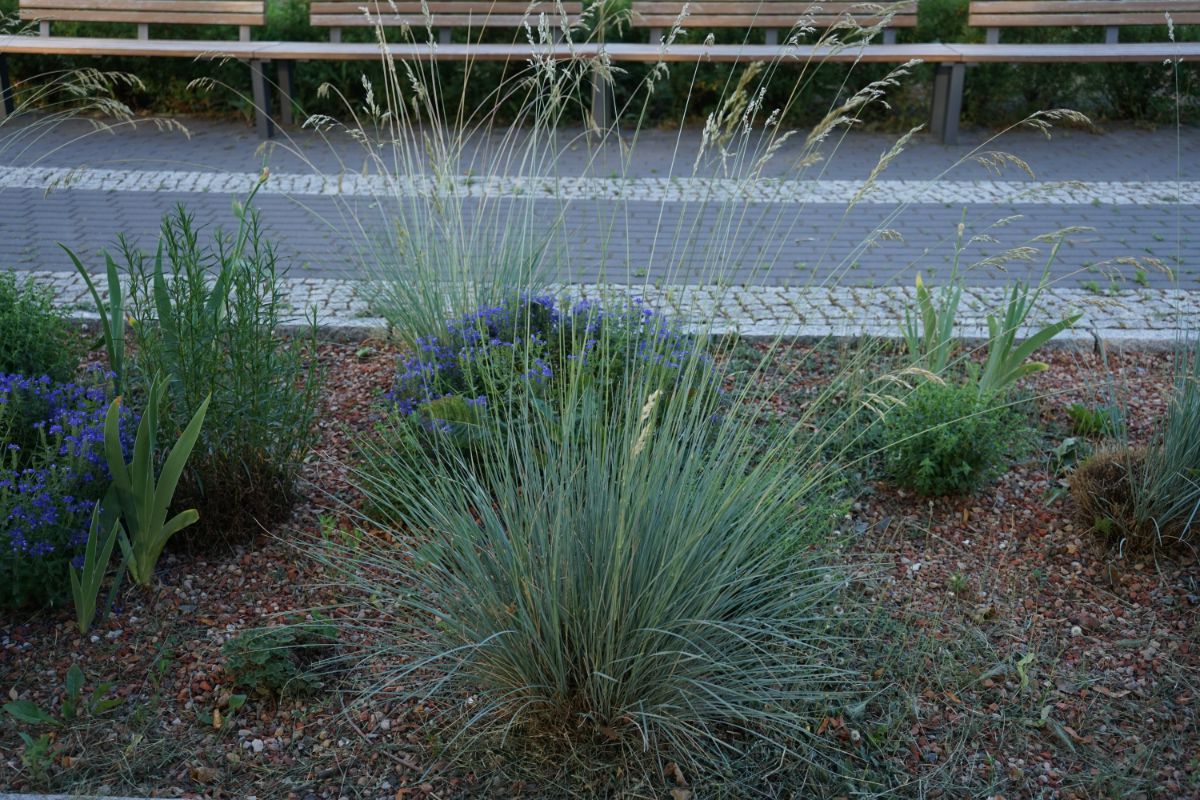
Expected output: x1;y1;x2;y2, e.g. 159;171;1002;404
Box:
930;64;949;140
930;63;964;146
250;59;275;139
590;66;611;131
0;54;14;121
277;60;296;127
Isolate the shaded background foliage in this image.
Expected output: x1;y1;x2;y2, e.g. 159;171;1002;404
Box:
1;0;1195;129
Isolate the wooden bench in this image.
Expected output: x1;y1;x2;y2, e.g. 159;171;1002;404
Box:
630;0;918;45
0;0;275;134
935;1;1200;142
259;0;589;126
622;0;972;139
310;0;587;43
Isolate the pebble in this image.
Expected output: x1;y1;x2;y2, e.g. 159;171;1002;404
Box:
1071;626;1082;637
251;738;265;753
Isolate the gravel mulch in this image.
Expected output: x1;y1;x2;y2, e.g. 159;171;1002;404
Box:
1;342;1197;799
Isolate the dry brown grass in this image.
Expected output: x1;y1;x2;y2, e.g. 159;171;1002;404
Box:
1069;446;1152;551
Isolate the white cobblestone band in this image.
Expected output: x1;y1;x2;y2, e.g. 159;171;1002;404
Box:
26;269;1200;347
3;166;1196;206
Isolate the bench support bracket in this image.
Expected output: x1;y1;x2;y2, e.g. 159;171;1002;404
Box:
930;62;964;146
0;54;13;121
250;59;275;139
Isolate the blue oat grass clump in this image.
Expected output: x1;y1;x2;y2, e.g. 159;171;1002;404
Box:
0;371;134;608
388;293;708;438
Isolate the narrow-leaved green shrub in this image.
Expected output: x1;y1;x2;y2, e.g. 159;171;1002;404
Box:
124;201;322;543
0;272;79;382
879;377;1025;496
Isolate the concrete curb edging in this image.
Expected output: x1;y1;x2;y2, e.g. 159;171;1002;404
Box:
21;270;1200;352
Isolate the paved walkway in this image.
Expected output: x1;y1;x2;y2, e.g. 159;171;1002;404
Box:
1;116;1197;340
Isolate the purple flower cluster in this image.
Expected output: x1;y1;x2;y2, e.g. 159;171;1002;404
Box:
388;294;702;428
0;465;94;557
1;372;132;563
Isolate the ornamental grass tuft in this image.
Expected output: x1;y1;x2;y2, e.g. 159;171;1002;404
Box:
322;313;856;787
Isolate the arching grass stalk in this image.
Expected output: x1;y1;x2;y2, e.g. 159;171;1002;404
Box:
1;13;187;166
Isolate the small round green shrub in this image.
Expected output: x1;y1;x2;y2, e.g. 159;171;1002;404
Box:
878;378;1024;496
0;272;79;382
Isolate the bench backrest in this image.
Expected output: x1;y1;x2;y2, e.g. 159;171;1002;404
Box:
310;0;587;41
968;1;1200;43
630;1;918;43
19;0;265;40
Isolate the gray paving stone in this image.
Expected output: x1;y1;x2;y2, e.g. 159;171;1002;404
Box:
14;269;1197;349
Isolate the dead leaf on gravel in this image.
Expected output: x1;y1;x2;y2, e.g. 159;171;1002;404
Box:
969;604;996;624
670;790;692;800
1091;685;1130;699
665;761;687;786
190;766;220;784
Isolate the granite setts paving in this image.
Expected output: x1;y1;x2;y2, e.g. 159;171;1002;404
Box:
25;269;1200;348
2;166;1197;206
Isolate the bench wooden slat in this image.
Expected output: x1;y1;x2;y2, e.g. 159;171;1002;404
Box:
19;0;264;26
632;1;913;10
246;38;956;60
630;0;917;29
970;11;1200;24
0;33;261;55
972;0;1200;11
310;0;583;27
310;1;584;12
604;40;953;60
312;13;579;25
250;39;600;58
950;40;1200;58
22;0;262;10
969;0;1200;27
20;10;264;24
633;14;917;26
